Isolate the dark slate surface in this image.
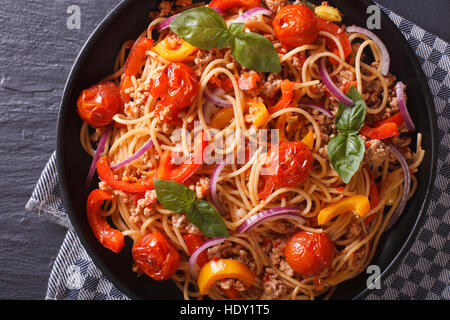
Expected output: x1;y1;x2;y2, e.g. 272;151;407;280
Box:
0;0;448;300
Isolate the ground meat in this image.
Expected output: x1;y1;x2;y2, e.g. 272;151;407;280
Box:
260;268;287;300
193;49;227;77
158;1;173;17
364;139;390;167
264;0;288;12
346;222;362;238
266;238;294;276
172;213;200;234
207;242;256;271
195;176;210;200
256;73;283;99
336;70;355;88
175;0;192;6
135;190;157;216
390;136;413;161
215;278;246;292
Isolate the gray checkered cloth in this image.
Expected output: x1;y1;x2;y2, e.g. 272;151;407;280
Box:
25;7;449;300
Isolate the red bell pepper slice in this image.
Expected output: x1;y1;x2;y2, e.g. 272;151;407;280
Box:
157;133;209;183
96;156;155;193
87;189;125;253
360;122;400;140
120;37;154;103
376;112;404;128
183;233;209;267
268;80;296;114
209;0;260;10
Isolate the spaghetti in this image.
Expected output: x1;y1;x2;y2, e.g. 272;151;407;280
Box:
76;0;424;300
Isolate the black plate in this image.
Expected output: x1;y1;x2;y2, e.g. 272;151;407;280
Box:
56;0;438;300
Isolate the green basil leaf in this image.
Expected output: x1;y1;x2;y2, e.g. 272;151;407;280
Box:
153;179;196;213
170;7;231;50
187;200;229;238
230;23;281;73
328;134;365;184
335;86;366;133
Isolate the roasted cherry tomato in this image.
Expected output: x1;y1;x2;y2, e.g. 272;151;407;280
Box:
284;231;335;276
87;189;124;253
120;37;154;103
149;62;200;124
273;5;318;49
77;81;122;127
183;233;209;267
132;230;180;281
269;141;313;187
209;0;260;10
316;18;351;63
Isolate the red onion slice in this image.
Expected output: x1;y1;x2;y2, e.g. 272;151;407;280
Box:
234;7;274;23
345;25;390;76
85;124;112;187
298;102;333;118
156;8;226;33
395;81;415;132
204;87;233;107
110;138;154;170
385;144;411;230
237;207;305;234
210;162;226;214
188;237;226;278
318;58;353;107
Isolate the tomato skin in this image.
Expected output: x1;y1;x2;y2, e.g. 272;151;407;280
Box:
132;231;180;281
209;0;260;10
284;231;335;276
149;62;199;124
77;82;122;127
269;141;313;187
183;234;209;267
86;189;124;253
273;5;318;49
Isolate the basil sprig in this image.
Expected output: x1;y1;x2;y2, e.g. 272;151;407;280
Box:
153;178;229;238
327;87;366;184
170;7;281;73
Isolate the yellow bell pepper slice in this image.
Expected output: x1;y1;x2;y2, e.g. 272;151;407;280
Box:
301;129;314;149
210;108;235;130
314;5;342;22
247;100;270;127
152;38;197;62
317;195;370;225
197;259;255;295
